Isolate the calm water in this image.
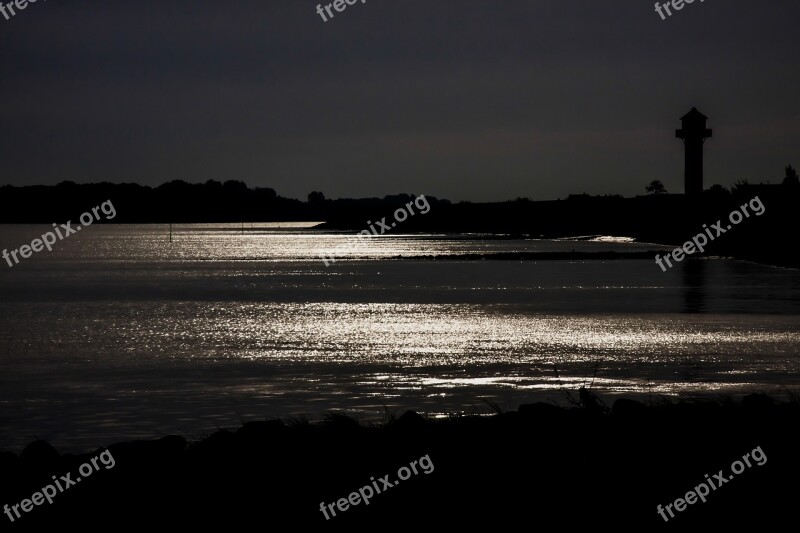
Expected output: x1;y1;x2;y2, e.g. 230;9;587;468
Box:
1;224;799;452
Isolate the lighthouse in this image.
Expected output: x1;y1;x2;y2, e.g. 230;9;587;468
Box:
675;107;711;196
675;108;712;197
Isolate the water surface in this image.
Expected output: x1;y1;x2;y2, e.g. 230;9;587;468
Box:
1;224;799;451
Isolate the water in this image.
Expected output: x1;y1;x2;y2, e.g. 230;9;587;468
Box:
1;224;799;452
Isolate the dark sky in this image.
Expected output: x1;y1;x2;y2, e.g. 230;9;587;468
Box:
1;0;798;201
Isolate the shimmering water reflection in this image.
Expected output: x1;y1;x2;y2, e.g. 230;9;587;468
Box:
0;225;799;451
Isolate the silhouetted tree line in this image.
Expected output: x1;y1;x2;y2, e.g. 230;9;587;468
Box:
319;172;800;267
1;175;798;266
0;180;447;224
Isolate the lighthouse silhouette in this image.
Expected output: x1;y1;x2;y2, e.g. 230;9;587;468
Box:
676;108;712;197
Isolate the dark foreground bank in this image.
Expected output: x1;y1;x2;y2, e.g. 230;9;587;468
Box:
1;393;798;530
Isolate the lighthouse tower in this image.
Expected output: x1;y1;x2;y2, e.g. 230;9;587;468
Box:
675;107;712;197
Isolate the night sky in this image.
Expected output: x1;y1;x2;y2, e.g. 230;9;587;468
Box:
1;0;798;201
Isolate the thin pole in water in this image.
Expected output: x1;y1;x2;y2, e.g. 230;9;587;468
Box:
169;223;173;243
